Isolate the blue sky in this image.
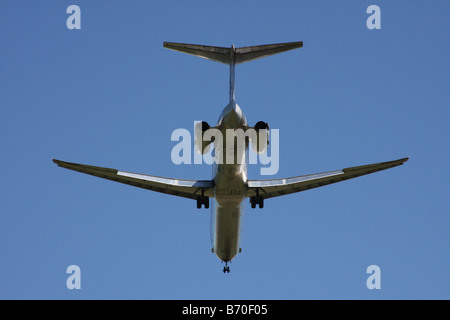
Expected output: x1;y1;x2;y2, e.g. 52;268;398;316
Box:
0;1;449;299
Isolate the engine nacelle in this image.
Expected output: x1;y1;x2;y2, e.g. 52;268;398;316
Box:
194;121;213;154
251;121;269;154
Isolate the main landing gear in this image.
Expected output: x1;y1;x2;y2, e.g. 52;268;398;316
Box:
250;196;264;209
196;196;209;209
223;261;230;273
250;189;264;209
196;188;209;209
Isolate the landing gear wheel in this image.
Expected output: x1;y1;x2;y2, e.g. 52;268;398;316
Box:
223;261;230;273
258;197;264;209
250;196;264;209
250;197;256;209
197;196;209;209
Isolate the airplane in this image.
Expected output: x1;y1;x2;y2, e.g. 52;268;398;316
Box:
53;41;408;273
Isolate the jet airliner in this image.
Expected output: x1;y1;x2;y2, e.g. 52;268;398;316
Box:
53;41;408;273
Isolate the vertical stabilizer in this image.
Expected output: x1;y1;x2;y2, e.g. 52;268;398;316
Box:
163;41;303;101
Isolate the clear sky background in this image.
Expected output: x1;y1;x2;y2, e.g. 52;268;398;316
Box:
1;1;449;299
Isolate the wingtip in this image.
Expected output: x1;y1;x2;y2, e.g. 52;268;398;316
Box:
52;158;60;165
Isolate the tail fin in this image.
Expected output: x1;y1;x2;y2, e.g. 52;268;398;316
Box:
163;41;303;102
163;41;303;65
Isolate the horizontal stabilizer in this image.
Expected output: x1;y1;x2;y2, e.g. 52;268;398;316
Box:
234;41;303;64
163;41;303;65
163;42;230;64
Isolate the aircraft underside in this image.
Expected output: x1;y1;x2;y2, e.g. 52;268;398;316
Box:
52;40;408;273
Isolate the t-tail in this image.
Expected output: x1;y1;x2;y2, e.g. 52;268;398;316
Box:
163;41;303;102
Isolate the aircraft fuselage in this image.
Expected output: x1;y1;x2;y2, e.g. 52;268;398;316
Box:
211;100;248;263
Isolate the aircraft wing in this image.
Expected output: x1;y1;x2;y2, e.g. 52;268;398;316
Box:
246;157;409;199
52;159;214;200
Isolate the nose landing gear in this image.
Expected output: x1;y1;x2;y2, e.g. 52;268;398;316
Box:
223;261;230;273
